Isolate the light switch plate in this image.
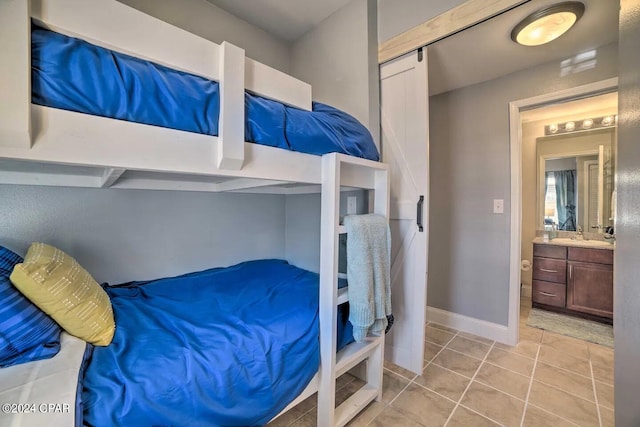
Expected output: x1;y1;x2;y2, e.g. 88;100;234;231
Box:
493;199;504;214
347;196;357;214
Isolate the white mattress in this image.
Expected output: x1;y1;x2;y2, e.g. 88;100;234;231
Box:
0;333;87;427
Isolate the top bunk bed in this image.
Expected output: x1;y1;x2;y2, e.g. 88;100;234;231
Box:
0;0;383;194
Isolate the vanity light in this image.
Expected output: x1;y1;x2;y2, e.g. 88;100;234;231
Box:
511;2;585;46
544;115;617;135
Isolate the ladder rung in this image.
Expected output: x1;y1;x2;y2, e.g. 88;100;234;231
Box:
336;337;382;377
335;385;378;427
337;286;348;305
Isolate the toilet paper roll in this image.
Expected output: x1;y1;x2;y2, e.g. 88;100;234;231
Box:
521;260;532;272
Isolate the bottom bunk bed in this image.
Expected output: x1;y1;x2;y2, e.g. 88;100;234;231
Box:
0;154;390;427
0;252;368;426
0;255;351;426
0;253;384;427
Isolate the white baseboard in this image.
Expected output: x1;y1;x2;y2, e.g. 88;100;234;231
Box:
426;306;511;345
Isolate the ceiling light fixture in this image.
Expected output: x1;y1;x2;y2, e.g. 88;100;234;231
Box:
511;2;585;46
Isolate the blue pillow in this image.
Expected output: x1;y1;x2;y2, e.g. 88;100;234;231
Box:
0;245;61;367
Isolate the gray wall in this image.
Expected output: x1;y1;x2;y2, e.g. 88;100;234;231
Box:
427;42;619;326
285;191;369;274
290;0;380;146
0;186;285;285
117;0;290;72
286;0;380;272
615;0;640;424
377;0;467;43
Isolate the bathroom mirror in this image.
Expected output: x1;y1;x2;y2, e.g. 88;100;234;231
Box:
536;126;615;232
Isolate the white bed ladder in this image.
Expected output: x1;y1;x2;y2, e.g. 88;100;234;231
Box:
317;153;389;427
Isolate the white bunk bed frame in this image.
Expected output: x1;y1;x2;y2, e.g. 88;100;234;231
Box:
0;1;390;426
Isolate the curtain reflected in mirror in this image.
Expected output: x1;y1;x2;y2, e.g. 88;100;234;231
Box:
544;170;577;231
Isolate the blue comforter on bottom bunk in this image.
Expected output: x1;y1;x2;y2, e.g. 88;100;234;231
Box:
82;259;352;426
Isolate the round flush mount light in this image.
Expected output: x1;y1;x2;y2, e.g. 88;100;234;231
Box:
511;2;585;46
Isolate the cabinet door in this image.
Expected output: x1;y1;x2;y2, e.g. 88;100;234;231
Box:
567;261;613;318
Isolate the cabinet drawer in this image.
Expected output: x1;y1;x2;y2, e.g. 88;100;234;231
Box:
533;281;566;307
533;244;567;260
533;257;567;283
568;247;613;265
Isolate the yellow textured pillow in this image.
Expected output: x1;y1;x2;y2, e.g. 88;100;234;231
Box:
10;243;115;346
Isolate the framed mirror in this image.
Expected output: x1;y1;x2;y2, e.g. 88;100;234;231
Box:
537;127;615;232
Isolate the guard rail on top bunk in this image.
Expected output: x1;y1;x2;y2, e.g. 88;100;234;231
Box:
269;153;389;427
0;0;335;191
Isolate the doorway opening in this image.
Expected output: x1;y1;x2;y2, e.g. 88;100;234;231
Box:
507;77;618;345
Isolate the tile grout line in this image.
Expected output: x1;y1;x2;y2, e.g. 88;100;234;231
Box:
280;374;357;426
533;375;599;405
361;402;389;427
592;377;614;411
442;341;496;426
388;328;460;418
492;345;538;361
432;344;488;362
410;379;459;405
429;361;474;380
457;403;506;426
590;360;604;427
455;333;495;347
533;357;597;381
383;366;416;382
472;378;527;403
519;334;542;427
387;330;461;408
526;403;584;427
482;359;536;378
421;331;461;372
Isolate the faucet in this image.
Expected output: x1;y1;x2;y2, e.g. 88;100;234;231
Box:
573;226;584;241
604;231;616;244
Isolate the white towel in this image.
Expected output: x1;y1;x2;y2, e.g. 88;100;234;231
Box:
344;214;392;342
610;190;617;221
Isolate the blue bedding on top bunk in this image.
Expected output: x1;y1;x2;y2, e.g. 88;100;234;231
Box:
81;259;353;427
31;25;379;161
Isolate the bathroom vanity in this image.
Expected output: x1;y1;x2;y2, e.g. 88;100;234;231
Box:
532;238;614;323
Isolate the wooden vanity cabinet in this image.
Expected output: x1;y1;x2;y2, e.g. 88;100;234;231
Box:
532;245;567;308
532;243;613;322
567;248;614;319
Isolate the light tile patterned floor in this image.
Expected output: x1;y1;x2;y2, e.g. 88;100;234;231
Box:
268;298;614;427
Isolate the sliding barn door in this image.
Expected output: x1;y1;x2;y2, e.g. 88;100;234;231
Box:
380;50;429;374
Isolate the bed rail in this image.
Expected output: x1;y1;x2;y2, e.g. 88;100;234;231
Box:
0;0;311;172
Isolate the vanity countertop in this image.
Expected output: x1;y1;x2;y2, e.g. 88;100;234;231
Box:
533;236;615;250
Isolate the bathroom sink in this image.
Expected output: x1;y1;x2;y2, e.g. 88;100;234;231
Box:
548;238;614;248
